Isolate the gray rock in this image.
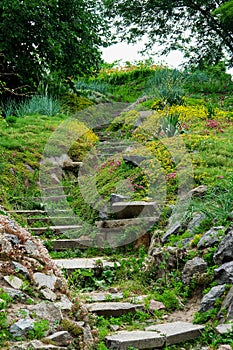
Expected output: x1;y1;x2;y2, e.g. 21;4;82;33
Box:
218;286;233;321
145;321;205;345
149;300;166;312
110;193;130;204
4;275;23;289
197;226;225;249
187;213;206;233
105;330;165;349
216;323;233;335
182;257;207;285
40;288;57;302
99;203;108;220
87;302;143;317
12;261;30;280
214;228;233;265
147;246;186;279
10;340;66;349
33;272;57;290
84;292;124;303
189;185;208;197
3;287;32;302
45;331;73;346
54;257;117;271
217;346;232;350
214;262;233;284
123;155;147;167
134;110;153;128
111;201;157;219
5;234;20;245
162;221;181;243
0;236;13;255
199;285;226;312
28;301;63;325
83;323;95;346
10;318;34;338
54;295;73;310
25;240;39;257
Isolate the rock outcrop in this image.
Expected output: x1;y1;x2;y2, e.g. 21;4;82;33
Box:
0;210;93;349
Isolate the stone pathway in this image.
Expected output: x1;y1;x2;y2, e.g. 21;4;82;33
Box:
9;126;216;350
105;322;205;349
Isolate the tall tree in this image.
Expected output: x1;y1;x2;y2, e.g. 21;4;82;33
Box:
103;0;233;67
0;0;109;92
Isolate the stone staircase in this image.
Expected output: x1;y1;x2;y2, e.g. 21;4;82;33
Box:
8;126;208;349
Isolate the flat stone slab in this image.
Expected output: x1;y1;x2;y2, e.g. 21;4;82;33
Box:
49;238;92;250
63;161;83;169
27;217;76;224
29;225;82;234
54;257;118;271
112;201;157;219
82;292;124;302
145;322;205;345
10;210;47;215
10;209;71;216
105;330;165;349
96;217;158;228
87;302;143;317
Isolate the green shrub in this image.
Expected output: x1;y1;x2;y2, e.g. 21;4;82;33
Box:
15;95;61;116
144;68;185;105
60;93;93;114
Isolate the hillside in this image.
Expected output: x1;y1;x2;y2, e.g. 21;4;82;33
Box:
0;62;233;349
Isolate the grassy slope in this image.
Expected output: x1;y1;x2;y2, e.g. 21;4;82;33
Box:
1;64;233;348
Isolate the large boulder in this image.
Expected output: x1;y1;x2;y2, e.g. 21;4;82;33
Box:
214;228;233;265
182;257;207;285
214;262;233;284
198;285;226;313
197;226;225;249
218;286;233;322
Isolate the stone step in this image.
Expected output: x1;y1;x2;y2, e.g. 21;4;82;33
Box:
96;217;159;229
62;161;83;169
96;146;130;153
39;185;70;191
105;322;205;349
10;210;47;215
48;238;92;250
81;292;124;303
111;201;157;219
29;225;82;235
27;217;76;225
10;209;71;216
42;194;68;199
105;331;165;349
87;302;143;317
145;322;205;346
53;257;119;272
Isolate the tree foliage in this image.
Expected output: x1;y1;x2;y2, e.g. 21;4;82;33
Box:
103;0;233;67
0;0;109;93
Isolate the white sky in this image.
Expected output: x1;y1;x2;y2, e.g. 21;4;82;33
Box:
102;41;233;76
101;41;186;69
